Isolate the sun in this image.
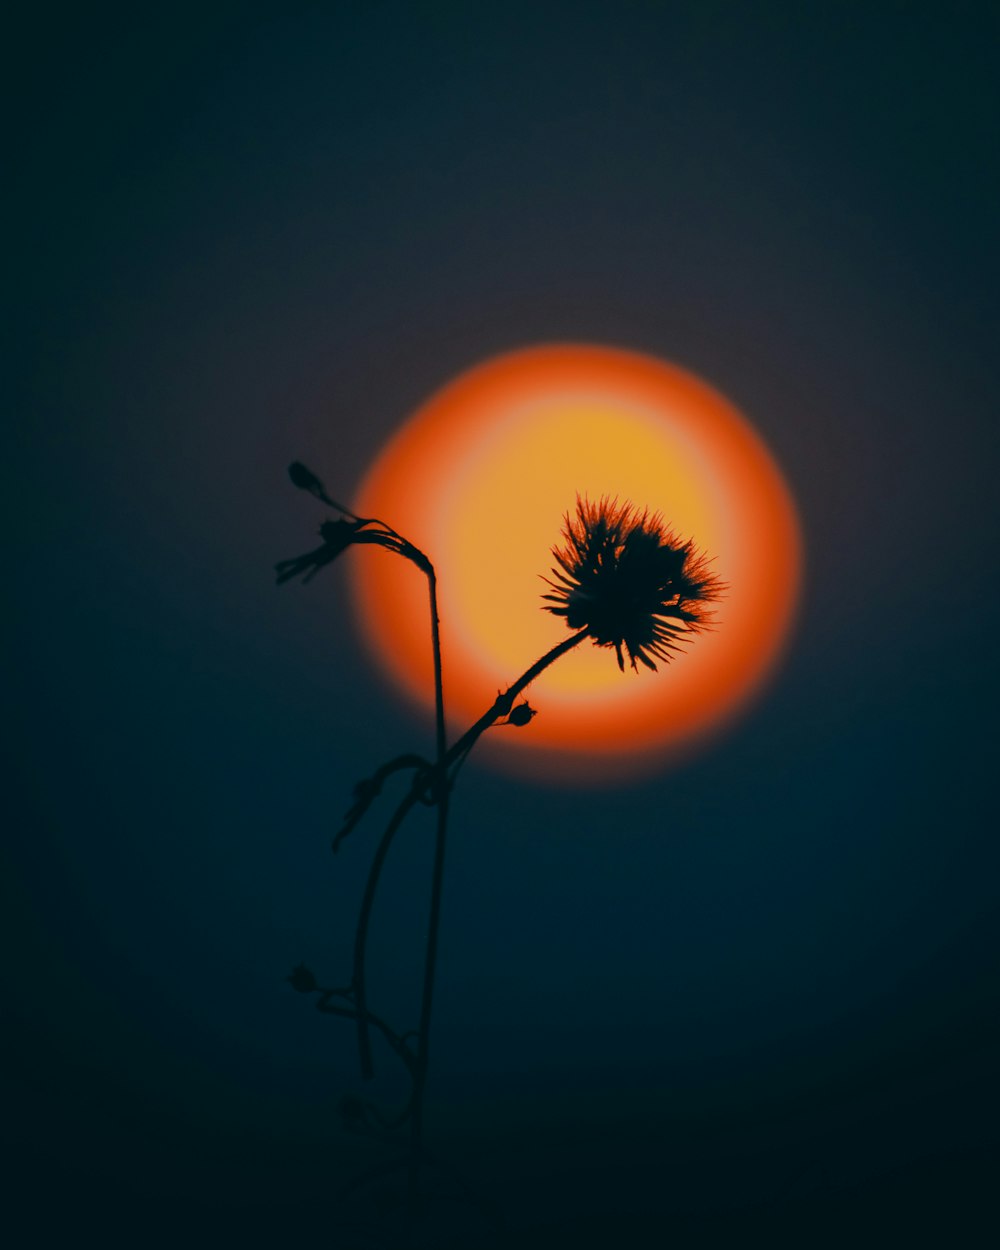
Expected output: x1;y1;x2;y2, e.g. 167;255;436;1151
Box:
349;344;801;782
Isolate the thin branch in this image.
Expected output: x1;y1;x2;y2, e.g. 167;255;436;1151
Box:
334;753;431;852
352;781;423;1079
316;988;417;1075
445;629;589;779
345;537;438;1084
349;628;588;1085
409;566;450;1204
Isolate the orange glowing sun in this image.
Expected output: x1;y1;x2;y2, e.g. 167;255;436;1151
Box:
350;344;802;783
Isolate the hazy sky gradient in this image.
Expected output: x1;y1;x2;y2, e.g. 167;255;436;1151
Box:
8;5;998;1245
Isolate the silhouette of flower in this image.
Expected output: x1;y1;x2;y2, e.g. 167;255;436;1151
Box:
277;462;434;584
543;496;723;671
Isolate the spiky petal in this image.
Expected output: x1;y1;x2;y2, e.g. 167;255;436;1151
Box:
542;496;723;671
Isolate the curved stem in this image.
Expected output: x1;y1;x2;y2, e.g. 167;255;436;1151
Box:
316;989;416;1075
333;753;430;853
350;565;448;1087
428;569;447;772
409;567;450;1207
350;626;587;1177
445;629;589;773
353;785;421;1078
407;627;587;1206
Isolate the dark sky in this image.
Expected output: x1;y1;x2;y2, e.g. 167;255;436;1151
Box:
7;5;999;1246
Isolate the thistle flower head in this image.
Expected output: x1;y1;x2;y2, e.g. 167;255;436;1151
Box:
543;496;723;672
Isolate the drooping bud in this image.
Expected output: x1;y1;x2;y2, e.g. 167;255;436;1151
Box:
287;461;357;517
288;461;327;495
275;518;365;585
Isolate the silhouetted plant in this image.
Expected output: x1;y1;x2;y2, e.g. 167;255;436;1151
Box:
276;463;721;1218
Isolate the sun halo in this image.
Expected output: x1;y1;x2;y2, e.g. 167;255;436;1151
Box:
350;344;801;783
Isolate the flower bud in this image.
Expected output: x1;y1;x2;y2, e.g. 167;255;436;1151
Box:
507;702;537;727
287;963;318;993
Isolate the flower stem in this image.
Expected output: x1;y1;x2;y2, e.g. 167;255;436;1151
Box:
409;568;450;1206
428;568;447;776
444;629;589;772
350;625;589;1201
